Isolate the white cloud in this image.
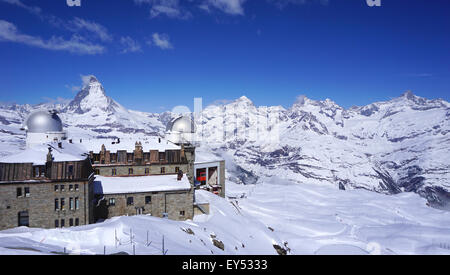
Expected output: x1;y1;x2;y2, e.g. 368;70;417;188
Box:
120;36;142;53
202;0;247;15
65;84;82;93
1;0;42;16
134;0;192;19
0;20;105;55
151;33;173;50
69;17;113;42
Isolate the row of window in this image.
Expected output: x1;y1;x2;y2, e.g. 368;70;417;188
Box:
108;196;152;206
93;152;180;163
108;197;185;216
95;167;179;176
55;197;80;211
55;218;79;228
54;184;79;192
16;187;30;198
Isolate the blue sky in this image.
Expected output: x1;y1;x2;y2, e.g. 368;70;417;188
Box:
0;0;449;113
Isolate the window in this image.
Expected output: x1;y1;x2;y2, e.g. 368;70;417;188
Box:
60;185;65;192
111;153;117;163
68;165;74;177
145;196;151;204
128;168;133;175
159;152;165;162
145;168;150;175
70;198;74;210
69;185;73;191
18;211;29;227
54;185;59;192
55;199;59;211
93;154;100;162
95;169;100;175
180;211;185;216
75;184;79;191
61;198;65;210
175;167;180;173
61;219;65;228
75;197;79;210
34;166;40;177
75;218;79;226
160;167;166;174
112;169;116;176
24;187;30;197
55;220;59;228
127;197;134;206
109;198;116;206
127;153;133;163
69;218;73;227
16;187;22;197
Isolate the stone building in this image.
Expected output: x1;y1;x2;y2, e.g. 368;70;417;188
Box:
93;173;193;221
0;142;95;230
86;138;196;185
86;137;197;221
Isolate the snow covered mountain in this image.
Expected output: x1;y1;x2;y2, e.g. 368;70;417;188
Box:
0;77;448;207
196;92;449;208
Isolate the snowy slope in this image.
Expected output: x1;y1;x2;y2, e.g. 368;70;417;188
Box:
1;179;449;255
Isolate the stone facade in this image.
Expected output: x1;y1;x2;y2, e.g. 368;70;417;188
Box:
90;143;196;185
95;189;194;221
0;141;208;230
0;157;94;230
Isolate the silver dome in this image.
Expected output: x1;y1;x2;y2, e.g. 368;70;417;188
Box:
166;116;195;133
25;110;63;133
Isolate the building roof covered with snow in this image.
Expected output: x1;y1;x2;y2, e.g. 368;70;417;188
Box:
81;137;180;153
0;141;88;165
93;174;191;195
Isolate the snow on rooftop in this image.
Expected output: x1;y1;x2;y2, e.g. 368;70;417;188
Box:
79;137;180;153
0;141;87;165
93;174;191;195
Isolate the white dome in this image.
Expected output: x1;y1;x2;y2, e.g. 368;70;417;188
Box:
25;110;63;133
166;116;195;133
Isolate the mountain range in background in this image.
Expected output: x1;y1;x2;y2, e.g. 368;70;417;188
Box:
0;76;448;209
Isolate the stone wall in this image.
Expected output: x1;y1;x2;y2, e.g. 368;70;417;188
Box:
0;179;93;230
96;188;194;221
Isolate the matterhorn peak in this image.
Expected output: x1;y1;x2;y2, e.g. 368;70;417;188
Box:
81;74;100;88
64;75;120;114
88;75;99;84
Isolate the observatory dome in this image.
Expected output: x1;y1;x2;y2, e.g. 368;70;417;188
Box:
25;110;63;133
166;116;195;133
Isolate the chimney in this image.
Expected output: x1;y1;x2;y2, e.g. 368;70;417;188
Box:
46;147;53;162
58;142;62;149
69;139;72;144
177;170;183;181
80;139;82;143
158;138;161;143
